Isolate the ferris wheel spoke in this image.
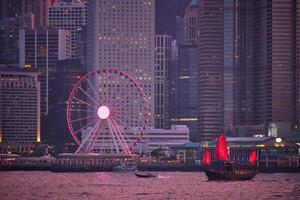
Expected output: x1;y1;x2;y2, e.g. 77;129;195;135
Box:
108;118;126;154
73;96;98;109
70;115;95;123
72;109;95;113
73;117;99;135
112;117;133;145
86;78;101;102
76;119;101;153
78;86;100;106
113;116;129;128
110;118;131;155
107;119;121;154
85;119;105;153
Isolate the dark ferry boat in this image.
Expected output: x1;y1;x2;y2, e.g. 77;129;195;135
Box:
202;133;257;181
134;170;156;178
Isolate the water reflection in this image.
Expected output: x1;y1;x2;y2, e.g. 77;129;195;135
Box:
0;172;299;200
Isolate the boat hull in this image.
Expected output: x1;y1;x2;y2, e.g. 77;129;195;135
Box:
204;169;257;181
134;172;156;178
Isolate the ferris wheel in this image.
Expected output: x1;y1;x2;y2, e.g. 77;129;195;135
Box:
66;68;150;155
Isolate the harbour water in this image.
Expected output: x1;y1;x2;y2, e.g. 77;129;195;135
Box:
0;172;299;200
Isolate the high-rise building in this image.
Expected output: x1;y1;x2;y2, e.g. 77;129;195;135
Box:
0;17;20;64
76;25;87;67
45;59;85;147
155;0;191;38
19;28;71;116
87;0;155;152
0;0;25;19
0;68;41;152
175;16;185;46
197;0;224;141
32;0;52;27
223;0;256;135
254;0;300;125
87;0;155;125
49;0;87;58
172;44;199;141
197;0;300;139
154;35;172;129
169;40;180;125
184;0;197;45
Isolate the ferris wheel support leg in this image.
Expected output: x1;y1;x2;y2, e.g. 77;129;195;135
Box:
108;118;127;154
85;120;105;153
75;120;101;154
111;118;131;155
114;117;133;144
107;119;121;154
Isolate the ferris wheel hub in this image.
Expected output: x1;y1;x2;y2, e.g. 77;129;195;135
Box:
97;105;110;119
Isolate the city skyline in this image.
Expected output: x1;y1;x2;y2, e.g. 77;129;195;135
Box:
0;1;299;200
0;0;299;153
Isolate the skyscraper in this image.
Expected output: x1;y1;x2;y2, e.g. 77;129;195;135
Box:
86;0;155;152
49;0;87;58
19;28;71;116
32;0;52;28
197;0;300;140
46;59;85;147
0;68;41;152
223;0;256;135
0;0;24;19
0;17;20;64
197;0;224;141
184;0;198;45
176;44;199;141
87;0;155;126
154;35;172;129
253;0;300;125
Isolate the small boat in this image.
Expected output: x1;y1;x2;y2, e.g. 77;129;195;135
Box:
202;133;258;181
113;163;137;172
134;170;156;178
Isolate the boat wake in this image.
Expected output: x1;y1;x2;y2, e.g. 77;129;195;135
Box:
157;175;170;179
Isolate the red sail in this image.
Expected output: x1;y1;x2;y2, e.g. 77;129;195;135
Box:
248;150;257;164
202;150;211;165
214;133;229;161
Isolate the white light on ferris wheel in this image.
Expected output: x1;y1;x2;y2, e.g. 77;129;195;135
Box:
97;105;110;119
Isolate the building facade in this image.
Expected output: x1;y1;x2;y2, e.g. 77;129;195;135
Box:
155;35;172;129
32;0;52;28
171;137;299;168
0;68;41;151
0;17;20;64
135;125;190;154
197;0;224;141
45;59;85;147
86;0;155;152
87;0;155;122
171;44;199;141
19;28;71;116
253;0;300;125
195;0;300;139
184;0;197;45
49;0;87;58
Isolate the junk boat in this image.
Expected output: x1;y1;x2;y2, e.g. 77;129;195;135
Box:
202;133;258;181
134;170;156;178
